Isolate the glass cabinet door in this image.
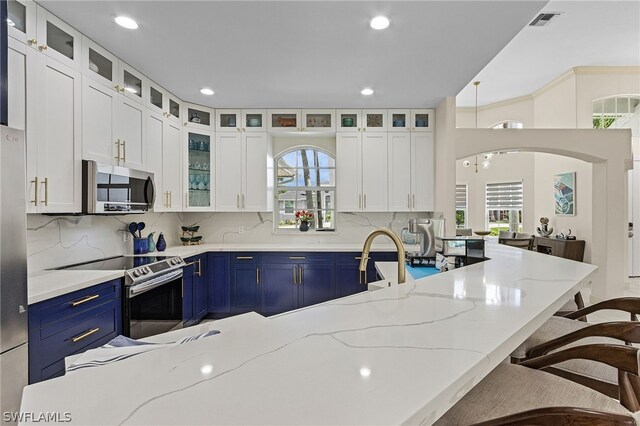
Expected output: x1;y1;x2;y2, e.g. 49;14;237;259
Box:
7;0;36;45
185;105;213;129
117;63;145;104
336;109;360;133
85;40;117;89
242;109;266;132
148;85;164;114
362;109;387;131
302;109;335;132
268;109;301;132
216;109;241;132
388;109;410;131
410;109;433;131
187;132;212;208
37;7;81;69
167;96;180;124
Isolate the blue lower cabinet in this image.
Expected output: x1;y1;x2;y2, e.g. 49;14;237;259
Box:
207;253;230;314
262;264;297;315
335;252;395;297
183;254;208;326
28;278;122;384
182;258;195;326
299;263;334;307
230;253;262;314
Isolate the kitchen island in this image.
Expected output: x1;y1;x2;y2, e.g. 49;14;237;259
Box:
20;241;595;425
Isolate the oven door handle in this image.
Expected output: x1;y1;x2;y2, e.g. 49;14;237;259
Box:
128;270;183;297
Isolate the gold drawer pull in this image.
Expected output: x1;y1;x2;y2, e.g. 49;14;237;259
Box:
70;294;100;307
71;327;100;343
236;256;253;260
354;256;362;260
289;256;306;260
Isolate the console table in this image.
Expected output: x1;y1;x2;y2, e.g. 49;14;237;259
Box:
535;236;586;262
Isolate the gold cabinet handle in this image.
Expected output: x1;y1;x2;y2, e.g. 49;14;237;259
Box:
70;294;100;306
115;85;121;92
289;256;306;260
164;191;168;208
236;194;240;209
71;327;100;343
358;194;362;210
38;44;48;51
28;39;37;46
354;256;362;260
115;139;121;162
363;194;367;209
196;259;202;277
408;194;411;209
41;177;49;206
293;266;297;284
241;194;245;209
256;267;260;285
300;266;303;284
412;194;415;209
121;140;126;163
185;193;188;209
236;256;253;260
169;191;172;208
31;177;39;205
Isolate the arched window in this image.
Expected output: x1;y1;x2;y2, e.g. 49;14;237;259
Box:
490;120;523;129
592;95;640;137
275;147;336;231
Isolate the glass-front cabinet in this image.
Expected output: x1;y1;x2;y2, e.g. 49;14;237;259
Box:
36;6;81;69
7;0;36;46
410;109;433;131
302;109;335;132
336;110;388;132
185;131;213;210
362;109;387;131
184;103;214;130
217;109;266;132
337;109;361;133
268;109;301;132
82;36;118;89
147;81;180;124
388;109;410;131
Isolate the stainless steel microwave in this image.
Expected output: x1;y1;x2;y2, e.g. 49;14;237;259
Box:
82;160;155;214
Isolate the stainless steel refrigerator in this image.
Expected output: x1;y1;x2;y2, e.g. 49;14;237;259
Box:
0;126;28;420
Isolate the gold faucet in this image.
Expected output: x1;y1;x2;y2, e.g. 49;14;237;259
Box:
359;228;406;284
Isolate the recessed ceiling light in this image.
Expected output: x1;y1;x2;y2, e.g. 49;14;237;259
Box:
361;88;374;96
114;16;138;30
370;16;390;30
200;88;214;96
6;18;15;27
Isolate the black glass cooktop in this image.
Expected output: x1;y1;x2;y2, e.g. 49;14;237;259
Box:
54;255;169;271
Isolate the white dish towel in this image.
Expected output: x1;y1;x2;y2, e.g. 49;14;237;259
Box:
66;330;220;373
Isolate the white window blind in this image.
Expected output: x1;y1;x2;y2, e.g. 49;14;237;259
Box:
456;184;467;210
486;182;523;209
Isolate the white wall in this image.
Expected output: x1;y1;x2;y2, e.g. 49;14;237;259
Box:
456;152;536;234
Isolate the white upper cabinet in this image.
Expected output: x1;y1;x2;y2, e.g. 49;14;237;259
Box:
387;132;412;211
183;103;214;131
81;76;118;166
411;132;434;211
81;36;117;90
34;5;82;70
409;109;434;132
336;109;388;132
116;61;146;105
215;132;243;211
242;109;267;132
388;109;410;132
267;110;335;133
147;80;181;125
216;109;242;132
336;132;388;212
184;130;214;211
7;0;37;47
117;96;146;170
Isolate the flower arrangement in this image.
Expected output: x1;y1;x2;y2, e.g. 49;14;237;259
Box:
295;210;314;223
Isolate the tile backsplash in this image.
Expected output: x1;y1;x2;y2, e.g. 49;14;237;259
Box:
27;211;432;272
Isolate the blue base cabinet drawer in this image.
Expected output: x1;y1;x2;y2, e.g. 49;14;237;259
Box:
28;278;122;384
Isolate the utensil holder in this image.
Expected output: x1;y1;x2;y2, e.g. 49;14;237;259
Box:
133;238;148;254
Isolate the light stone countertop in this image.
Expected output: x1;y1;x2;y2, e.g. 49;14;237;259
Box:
20;241;596;425
28;242;408;305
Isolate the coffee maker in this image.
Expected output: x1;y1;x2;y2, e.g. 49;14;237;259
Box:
401;218;446;266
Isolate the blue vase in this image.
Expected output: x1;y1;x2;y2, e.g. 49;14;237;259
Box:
156;232;167;252
133;238;148;254
147;232;155;252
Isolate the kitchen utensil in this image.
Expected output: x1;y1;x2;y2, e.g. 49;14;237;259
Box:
128;222;138;238
137;222;146;238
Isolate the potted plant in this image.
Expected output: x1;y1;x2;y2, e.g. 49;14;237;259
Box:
295;210;314;232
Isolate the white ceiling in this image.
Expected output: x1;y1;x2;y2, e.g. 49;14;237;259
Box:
40;0;547;108
456;1;640;107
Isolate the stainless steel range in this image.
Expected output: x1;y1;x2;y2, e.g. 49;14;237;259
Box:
56;255;186;339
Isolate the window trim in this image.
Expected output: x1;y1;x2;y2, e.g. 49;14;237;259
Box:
273;145;336;233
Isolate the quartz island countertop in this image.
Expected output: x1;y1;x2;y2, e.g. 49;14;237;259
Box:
20;242;595;425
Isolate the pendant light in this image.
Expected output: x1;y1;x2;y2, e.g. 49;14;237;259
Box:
462;81;491;173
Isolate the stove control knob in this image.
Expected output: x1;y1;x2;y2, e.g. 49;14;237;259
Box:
133;270;141;277
143;267;150;274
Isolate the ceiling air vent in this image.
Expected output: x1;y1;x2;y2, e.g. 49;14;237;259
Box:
529;12;562;27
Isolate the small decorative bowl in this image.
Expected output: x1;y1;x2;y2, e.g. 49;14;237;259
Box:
181;225;200;232
474;230;491;237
